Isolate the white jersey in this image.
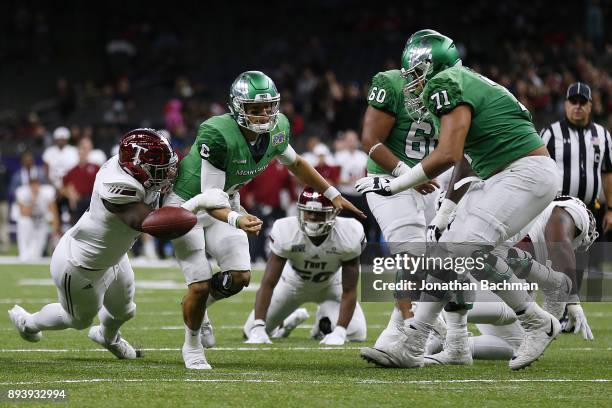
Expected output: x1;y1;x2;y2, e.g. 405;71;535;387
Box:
510;198;591;264
269;216;365;286
67;156;159;270
42;145;79;189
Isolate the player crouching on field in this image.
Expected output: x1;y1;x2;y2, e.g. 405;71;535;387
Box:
244;187;367;346
8;129;228;360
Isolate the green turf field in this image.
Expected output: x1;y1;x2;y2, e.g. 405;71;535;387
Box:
0;264;610;407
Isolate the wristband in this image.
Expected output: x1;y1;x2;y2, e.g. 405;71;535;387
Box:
227;211;242;229
388;163;429;194
368;142;383;157
438;198;457;216
391;161;409;177
323;186;341;201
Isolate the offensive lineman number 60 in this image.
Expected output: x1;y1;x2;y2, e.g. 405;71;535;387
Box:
368;87;387;103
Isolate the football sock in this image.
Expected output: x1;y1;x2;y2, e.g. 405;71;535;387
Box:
413;299;444;327
445;309;468;331
494;275;533;313
99;307;123;343
206;295;218;308
468;301;517;325
184;324;201;348
26;303;71;331
470;335;515;360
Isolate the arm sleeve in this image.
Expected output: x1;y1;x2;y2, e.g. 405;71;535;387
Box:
197;123;228;171
366;73;398;114
278;144;298;166
200;159;227;192
423;72;470;117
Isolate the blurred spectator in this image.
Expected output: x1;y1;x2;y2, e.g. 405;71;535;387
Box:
42;127;79;190
0;156;9;252
334;130;371;236
61;138;101;224
241;159;297;262
164;98;186;137
312;143;340;185
301;136;323;167
9;151;45;200
14;177;59;261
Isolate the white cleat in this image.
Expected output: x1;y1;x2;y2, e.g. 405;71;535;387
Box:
8;305;41;342
272;308;309;339
509;305;561;370
424;328;473;366
88;325;139;359
200;317;216;349
182;344;212;370
361;320;430;368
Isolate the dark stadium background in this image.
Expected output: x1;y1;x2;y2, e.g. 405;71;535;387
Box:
0;0;610;257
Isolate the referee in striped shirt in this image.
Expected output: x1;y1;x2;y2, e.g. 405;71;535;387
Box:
540;82;612;302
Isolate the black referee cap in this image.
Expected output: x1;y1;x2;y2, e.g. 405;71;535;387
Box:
566;82;592;101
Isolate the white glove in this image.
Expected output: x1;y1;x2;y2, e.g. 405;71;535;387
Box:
564;304;594;340
181;188;230;213
426;198;457;243
319;326;347;346
354;176;392;196
244;319;272;344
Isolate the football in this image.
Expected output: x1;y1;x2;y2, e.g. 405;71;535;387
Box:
141;207;197;240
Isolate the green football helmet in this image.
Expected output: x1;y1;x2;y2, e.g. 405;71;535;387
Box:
229;71;281;133
400;30;461;120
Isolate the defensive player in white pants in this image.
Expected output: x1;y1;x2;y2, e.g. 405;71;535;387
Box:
244;187;367;346
426;196;597;363
8;129;225;360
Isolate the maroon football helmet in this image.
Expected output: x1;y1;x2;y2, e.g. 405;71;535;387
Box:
297;187;338;237
118;128;178;192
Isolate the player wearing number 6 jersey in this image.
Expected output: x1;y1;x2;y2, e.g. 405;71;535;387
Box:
166;71;364;369
360;34;442;361
357;30;561;370
244;187;367;346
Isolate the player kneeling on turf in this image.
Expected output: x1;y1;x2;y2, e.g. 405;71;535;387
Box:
8;129;228;360
244;187;367;346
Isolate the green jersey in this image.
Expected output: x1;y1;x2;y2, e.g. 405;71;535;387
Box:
422;67;543;179
365;70;436;175
173;113;291;200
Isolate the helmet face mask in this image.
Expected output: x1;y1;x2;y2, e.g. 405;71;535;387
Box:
118;128;179;193
400;29;461;122
297;187;338;237
229;71;281;134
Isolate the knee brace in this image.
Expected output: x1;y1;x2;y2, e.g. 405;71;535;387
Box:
211;271;248;298
444;301;473;312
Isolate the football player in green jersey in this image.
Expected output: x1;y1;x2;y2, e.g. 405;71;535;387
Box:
165;71;364;369
360;41;443;364
356;30;561;370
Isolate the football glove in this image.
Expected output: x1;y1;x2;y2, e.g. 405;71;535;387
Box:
426;198;457;243
563;304;594;340
319;325;346;346
354;176;392;196
181;188;230;213
244;319;272;344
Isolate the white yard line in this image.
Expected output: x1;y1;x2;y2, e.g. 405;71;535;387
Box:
0;378;609;386
1;347;610;353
